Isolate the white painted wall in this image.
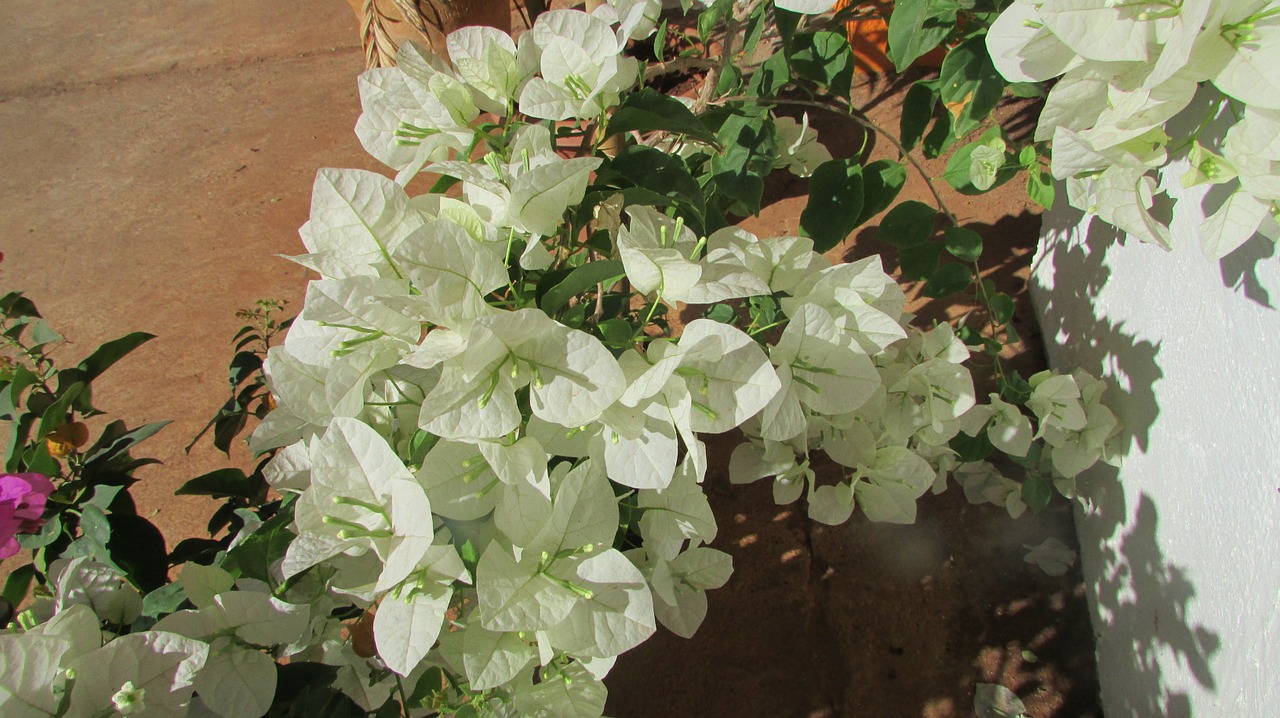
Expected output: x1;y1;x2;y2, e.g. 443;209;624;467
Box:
1030;160;1280;715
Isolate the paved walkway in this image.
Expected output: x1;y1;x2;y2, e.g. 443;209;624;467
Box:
1;0;373;544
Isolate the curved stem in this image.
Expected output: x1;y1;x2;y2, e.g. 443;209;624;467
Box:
713;94;961;226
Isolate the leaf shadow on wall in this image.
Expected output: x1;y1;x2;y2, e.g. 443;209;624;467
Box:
1032;206;1220;715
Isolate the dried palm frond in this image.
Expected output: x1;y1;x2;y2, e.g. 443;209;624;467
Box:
360;0;403;69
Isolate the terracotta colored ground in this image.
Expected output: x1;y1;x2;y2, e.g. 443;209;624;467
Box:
0;2;1099;716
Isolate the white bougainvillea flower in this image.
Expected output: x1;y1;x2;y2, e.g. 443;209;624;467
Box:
772;0;839;15
1038;370;1119;478
985;0;1079;83
1036;0;1154;64
64;631;208;718
761;304;880;442
519;9;641;120
850;445;934;524
48;556;143;626
592;0;662;43
290;168;426;281
616;205;703;301
772;113;833;178
638;454;717;560
781;256;908;354
959;393;1034;458
0;605;102;718
955;461;1027;519
429;124;602;243
355;42;479;184
446;25;538;114
1204;2;1280;111
704;229;831;295
626;546;732;638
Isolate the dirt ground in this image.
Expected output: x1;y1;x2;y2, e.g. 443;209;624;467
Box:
0;2;1099;716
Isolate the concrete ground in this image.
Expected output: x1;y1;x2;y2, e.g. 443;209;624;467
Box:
1;0;377;545
0;2;1100;716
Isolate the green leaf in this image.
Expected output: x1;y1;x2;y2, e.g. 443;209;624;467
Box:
887;0;953;71
703;304;738;324
539;260;625;317
943;226;983;262
898;241;942;281
790;32;855;98
228;351;263;389
922;262;973;298
82;420;170;465
608;89;719;146
654;20;668;63
80;504;112;547
226;502;296;584
168;538;224;567
0;291;41;320
30;319;62;348
177;468;255;500
1027;169;1056;210
106;513;169;592
1008;81;1045;98
938;35;1006;138
1;563;37;613
876;200;938;248
943;134;1017;195
36;381;84;441
922;109;958;158
900;82;937;151
596;318;634;349
747;51;791;97
715;63;743;96
601;146;706;228
990;293;1015;325
698;0;734;41
800;159;864;253
17;513;62;550
999;372;1033;405
1022;475;1053;514
141;582;188;618
74;332;156;383
949;430;994;462
1018;145;1037;169
857;160;908;225
710;106;776;216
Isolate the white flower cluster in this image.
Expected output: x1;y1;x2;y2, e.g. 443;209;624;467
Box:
987;0;1280;258
1;9;1119;717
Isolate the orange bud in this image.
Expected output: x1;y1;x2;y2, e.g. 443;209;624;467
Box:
46;422;89;457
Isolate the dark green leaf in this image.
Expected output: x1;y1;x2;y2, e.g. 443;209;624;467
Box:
539;261;626;316
923;262;974;298
856;160;908;225
877;200;938;249
1022;475;1054;513
1;564;37;614
748;295;779;327
698;0;734;41
228;351;264;389
922;110;957;158
37;382;83;441
800;159;864;253
74;332;156;382
990;293;1016;325
999;372;1033;405
226;504;296;585
711;106;776;217
80;505;112;547
177;468;254;499
84;484;132;514
609;89;719;146
168;538;225;567
0;292;41;320
654;19;668;63
943;226;983;262
275;663;343;706
213;413;248;454
790;32;855;98
887;0;953;71
716;63;743;96
949;430;994;462
82;420;169;465
601;146;706;226
106;513;169;592
899;241;942;281
774;7;802;49
596;318;634;349
747;51;791;97
938;34;1006;138
900;82;937;151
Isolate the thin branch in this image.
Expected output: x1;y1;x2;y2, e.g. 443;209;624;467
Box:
714;94;961;227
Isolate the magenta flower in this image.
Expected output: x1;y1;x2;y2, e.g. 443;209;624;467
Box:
0;472;55;559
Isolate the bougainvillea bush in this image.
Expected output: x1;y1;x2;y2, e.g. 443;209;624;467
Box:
9;0;1271;713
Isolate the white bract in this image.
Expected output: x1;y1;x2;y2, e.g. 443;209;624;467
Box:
988;0;1280;258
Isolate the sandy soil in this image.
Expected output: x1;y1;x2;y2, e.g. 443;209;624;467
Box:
0;2;1099;715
